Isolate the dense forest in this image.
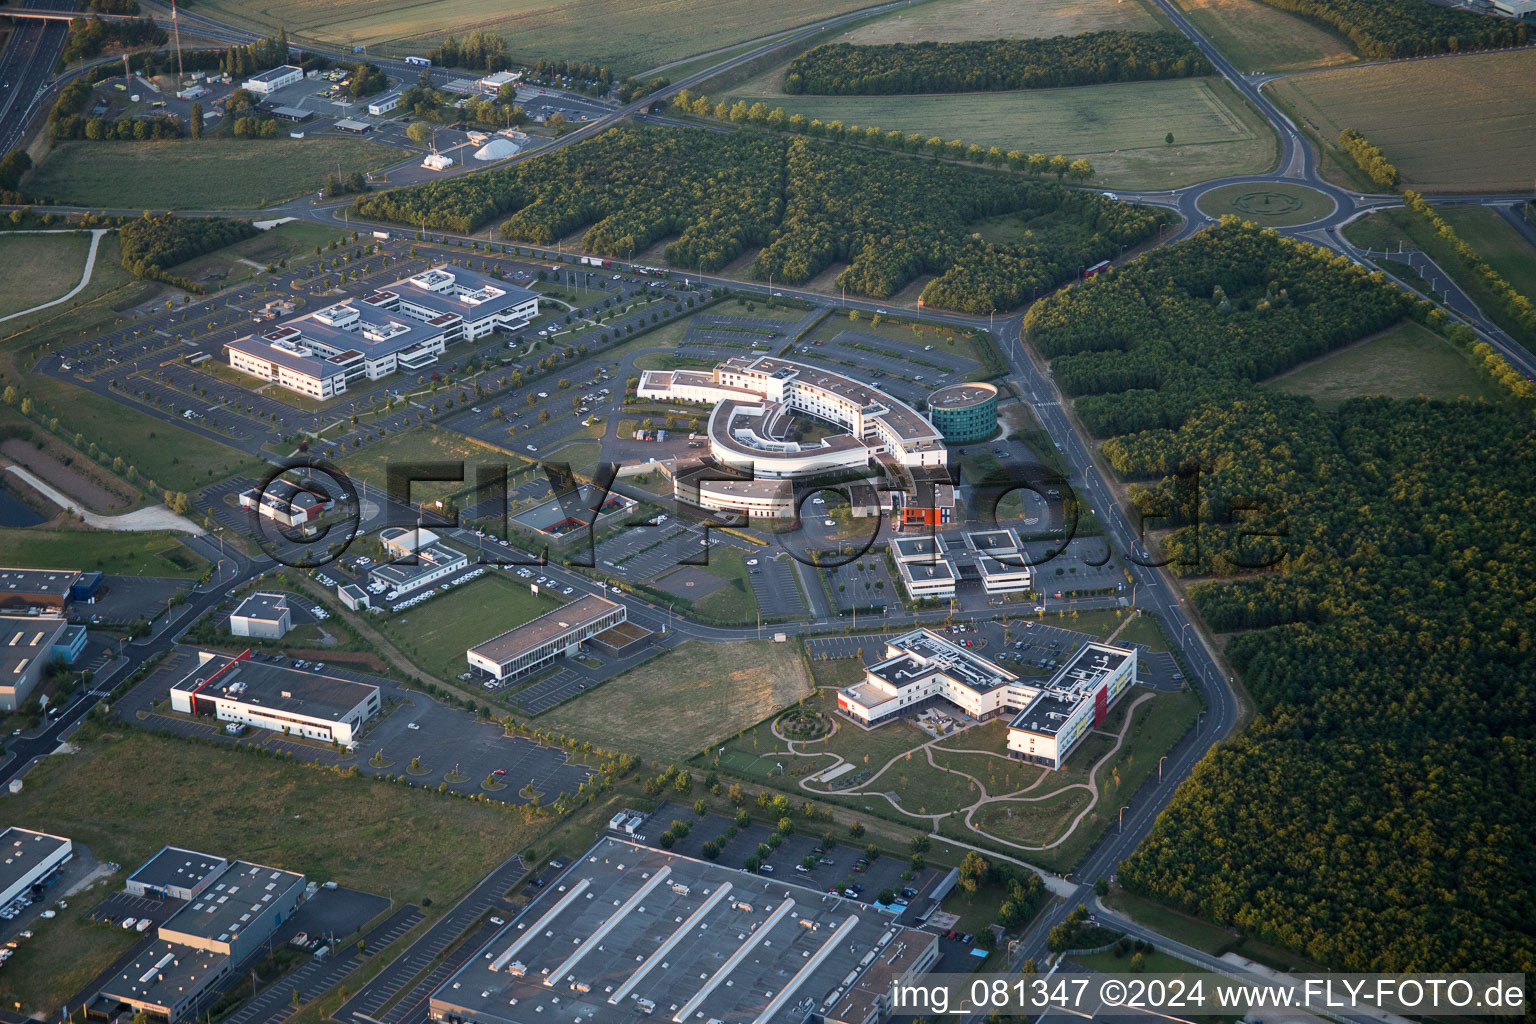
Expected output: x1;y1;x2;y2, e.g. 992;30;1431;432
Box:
59;14;165;65
1023;220;1414;436
119;215;258;291
1255;0;1527;57
1107;391;1536;971
427;30;508;73
783;31;1211;95
354;126;1168;313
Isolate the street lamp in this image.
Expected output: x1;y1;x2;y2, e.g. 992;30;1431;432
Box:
1118;805;1130;833
1158;755;1167;782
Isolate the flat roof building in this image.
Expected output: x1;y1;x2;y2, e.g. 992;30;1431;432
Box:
428;837;939;1024
242;65;303;95
238;478;335;528
0;827;72;910
0;615;69;711
127;847;229;902
0;567;81;612
229;592;292;640
888;529;1031;602
926;382;998;444
838;630;1136;769
467;594;626;681
169;650;381;749
369;540;467;597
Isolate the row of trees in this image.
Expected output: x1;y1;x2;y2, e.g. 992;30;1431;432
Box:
118;214;258;291
673;88;1095;181
1339;128;1399;188
62;114;185;142
87;0;139;12
354;126;1163;313
60;14;165;65
427;30;509;73
1254;0;1527;58
0;151;30;201
1402;190;1536;341
1024;219;1415;436
1111;389;1536;971
783;31;1211;95
397;82;525;131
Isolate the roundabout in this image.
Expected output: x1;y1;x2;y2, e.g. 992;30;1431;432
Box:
1195;181;1336;227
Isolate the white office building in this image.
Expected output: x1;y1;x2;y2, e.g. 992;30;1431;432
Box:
170;650;381;748
242;65;304;95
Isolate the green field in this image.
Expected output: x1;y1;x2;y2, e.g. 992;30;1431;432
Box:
336;426;520;494
380;571;563;682
1172;0;1356;72
843;0;1164;43
1195;182;1334;226
1266;49;1536;192
539;640;814;761
1269;321;1502;407
27;137;403;210
174;220;353;289
1439;207;1536;301
0;727;543;1014
1112;611;1171;652
0;233;90;318
0;527;208;577
185;0;882;75
723;78;1277;190
971;788;1095;846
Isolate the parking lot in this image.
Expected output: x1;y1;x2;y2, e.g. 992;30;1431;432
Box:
747;554;807;617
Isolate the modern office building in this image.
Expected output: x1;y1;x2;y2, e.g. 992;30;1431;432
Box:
837;629;1136;769
367;91;402;115
241;65;303;95
0;614;69;711
0;827;72;909
369;539;468;597
170;650;381;748
228;592;292;639
427;837;939;1024
126;847;229;901
237;479;335;528
467;594;626;681
228;266;537;397
889;530;1032;601
0;567;81;613
926;382;998;443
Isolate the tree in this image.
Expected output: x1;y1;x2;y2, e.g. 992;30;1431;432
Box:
959;851;989;894
547;112;567;133
190;102;204;139
1165;131;1175;145
848;820;865;839
877;887;896;905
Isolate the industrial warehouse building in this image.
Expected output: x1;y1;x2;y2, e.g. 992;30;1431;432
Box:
428;838;939;1024
96;853;305;1021
126;847;229;901
0;827;72;911
241;65;303;95
467;594;626;681
170;650;381;748
837;629;1136;769
0;567;88;613
0;615;70;711
227;266;537;397
228;592;292;639
237;479;335;528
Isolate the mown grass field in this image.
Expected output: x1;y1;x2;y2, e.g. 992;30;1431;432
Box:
0;727;542;1013
1172;0;1356;72
175;221;350;289
0;233;90;318
843;0;1163;44
1195;181;1335;226
540;640;813;761
0;527;208;576
27;137;402;210
380;571;564;682
722;78;1276;189
187;0;881;75
1268;321;1503;407
1266;49;1536;192
1438;206;1536;301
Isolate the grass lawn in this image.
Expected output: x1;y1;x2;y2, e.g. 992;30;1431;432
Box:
1172;0;1356;72
184;0;884;75
723;78;1277;190
969;787;1094;846
27;137;404;210
692;544;760;623
1112;611;1171;653
175;221;352;289
1439;206;1536;301
1268;321;1502;407
883;754;985;816
808;312;991;373
844;0;1163;43
380;572;564;682
0;904;141;1016
336;425;518;496
1265;49;1536;192
2;728;544;1010
539;640;814;761
0;233;91;318
1194;182;1335;227
1106;889;1235;955
0;527;208;577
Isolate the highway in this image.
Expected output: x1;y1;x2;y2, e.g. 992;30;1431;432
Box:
0;0;75;153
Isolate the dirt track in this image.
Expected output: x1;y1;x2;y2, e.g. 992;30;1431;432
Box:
1;437;133;513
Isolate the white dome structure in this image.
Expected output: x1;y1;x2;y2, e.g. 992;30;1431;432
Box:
473;137;518;161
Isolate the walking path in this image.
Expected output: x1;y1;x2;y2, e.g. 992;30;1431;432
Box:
0;228;109;324
3;464;205;534
764;688;1156;855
